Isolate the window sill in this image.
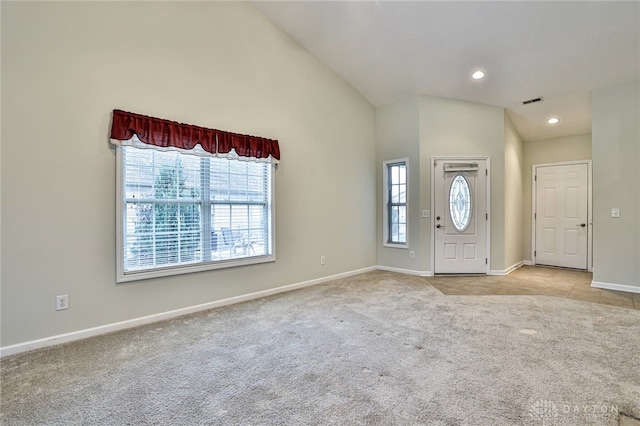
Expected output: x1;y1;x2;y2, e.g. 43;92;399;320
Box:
117;255;276;283
383;242;409;249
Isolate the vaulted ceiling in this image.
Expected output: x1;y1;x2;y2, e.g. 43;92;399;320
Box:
255;1;640;141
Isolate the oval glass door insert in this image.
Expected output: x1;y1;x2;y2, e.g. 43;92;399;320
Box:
449;175;472;232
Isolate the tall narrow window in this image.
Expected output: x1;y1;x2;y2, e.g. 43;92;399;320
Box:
383;159;408;247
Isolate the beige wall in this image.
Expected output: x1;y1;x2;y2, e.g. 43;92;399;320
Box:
504;113;524;270
419;96;506;272
376;95;507;274
376;96;421;271
1;2;377;347
591;80;639;288
521;133;592;261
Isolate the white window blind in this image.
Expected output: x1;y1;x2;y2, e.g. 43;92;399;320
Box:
118;146;274;282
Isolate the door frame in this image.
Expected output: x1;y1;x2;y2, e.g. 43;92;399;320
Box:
431;156;491;275
531;160;592;271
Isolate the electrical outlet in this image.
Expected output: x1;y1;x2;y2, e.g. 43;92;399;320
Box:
409;251;415;259
320;256;326;265
56;295;69;311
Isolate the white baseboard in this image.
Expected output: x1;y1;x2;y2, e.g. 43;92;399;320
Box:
382;262;529;278
377;265;432;277
523;260;533;266
0;266;378;358
489;261;526;276
380;261;528;278
591;281;640;294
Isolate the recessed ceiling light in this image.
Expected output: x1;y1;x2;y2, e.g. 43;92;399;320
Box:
547;117;560;125
471;70;485;80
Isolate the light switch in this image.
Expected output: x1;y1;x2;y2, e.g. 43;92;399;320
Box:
611;208;620;218
422;210;430;218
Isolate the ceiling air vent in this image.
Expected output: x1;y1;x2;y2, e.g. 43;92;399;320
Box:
522;97;543;105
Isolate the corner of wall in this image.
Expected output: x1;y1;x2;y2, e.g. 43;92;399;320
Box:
503;113;525;269
591;80;640;288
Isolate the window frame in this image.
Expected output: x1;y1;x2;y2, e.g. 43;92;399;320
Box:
115;146;276;283
383;158;409;249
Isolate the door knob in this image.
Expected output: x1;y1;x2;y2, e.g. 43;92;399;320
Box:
576;223;586;227
436;224;443;229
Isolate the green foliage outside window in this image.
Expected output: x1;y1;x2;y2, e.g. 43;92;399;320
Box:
133;160;201;266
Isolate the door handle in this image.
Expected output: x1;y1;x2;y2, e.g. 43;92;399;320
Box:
576;223;586;227
436;224;444;229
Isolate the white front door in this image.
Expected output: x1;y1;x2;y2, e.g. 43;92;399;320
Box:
534;163;588;269
434;159;488;274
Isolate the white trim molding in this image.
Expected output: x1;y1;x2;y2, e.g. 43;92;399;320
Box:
377;265;432;277
0;266;377;358
591;281;640;294
489;261;526;276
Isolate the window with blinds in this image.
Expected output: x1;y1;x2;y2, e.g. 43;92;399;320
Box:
118;146;274;282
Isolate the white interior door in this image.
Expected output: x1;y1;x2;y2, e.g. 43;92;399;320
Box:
434;160;487;274
534;163;588;269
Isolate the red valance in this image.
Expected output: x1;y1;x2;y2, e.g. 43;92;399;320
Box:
110;109;280;161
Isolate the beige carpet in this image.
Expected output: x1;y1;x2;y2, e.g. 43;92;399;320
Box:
1;271;639;425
